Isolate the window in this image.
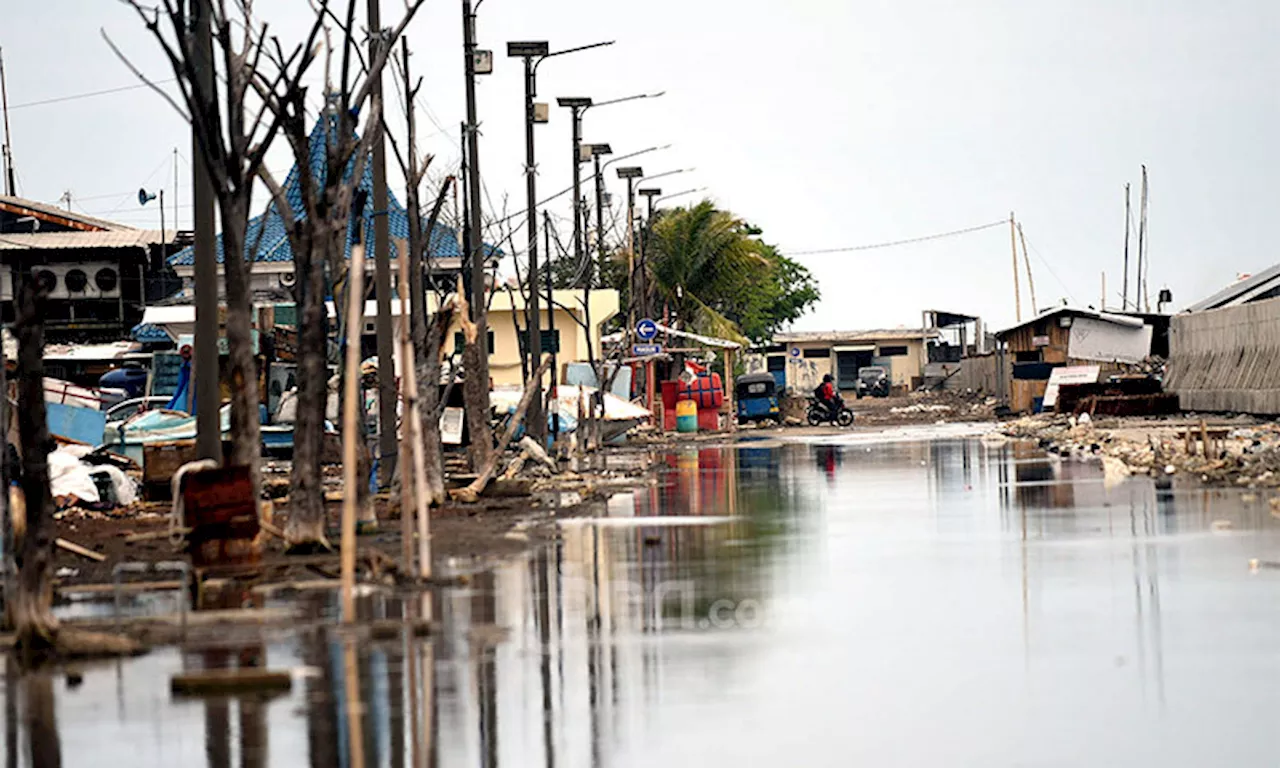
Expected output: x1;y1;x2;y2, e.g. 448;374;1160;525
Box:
878;345;908;357
746;382;769;395
454;330;495;355
803;347;830;359
1015;350;1042;363
518;329;561;354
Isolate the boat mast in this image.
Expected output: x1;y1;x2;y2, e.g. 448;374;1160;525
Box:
0;47;16;196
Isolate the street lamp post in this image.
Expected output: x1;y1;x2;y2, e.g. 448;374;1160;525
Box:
557;92;664;287
509;41;612;444
637;187;662;320
615;166;643;333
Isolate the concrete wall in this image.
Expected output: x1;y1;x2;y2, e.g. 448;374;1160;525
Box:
1166;296;1280;414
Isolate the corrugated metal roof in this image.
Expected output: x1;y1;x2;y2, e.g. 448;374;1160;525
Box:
994;306;1145;338
1184;263;1280;313
168;115;494;268
0;230;166;250
774;329;938;344
0;195;130;231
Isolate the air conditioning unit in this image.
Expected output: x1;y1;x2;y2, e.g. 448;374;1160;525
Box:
30;263;121;299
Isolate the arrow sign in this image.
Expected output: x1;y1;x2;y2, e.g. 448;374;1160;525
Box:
635;318;658;341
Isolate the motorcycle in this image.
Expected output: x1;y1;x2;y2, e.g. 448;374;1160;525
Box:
807;396;855;427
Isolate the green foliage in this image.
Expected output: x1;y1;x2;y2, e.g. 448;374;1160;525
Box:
644;200;820;344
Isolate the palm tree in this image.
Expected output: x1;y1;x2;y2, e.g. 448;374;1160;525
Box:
646;200;767;341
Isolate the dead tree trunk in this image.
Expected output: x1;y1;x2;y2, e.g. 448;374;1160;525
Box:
219;204;263;497
409;179;454;508
455;278;493;470
286;227;329;550
10;279;57;658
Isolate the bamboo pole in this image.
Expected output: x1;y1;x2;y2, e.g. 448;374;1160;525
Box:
1017;223;1037;315
340;238;366;623
396;244;431;579
1009;212;1022;323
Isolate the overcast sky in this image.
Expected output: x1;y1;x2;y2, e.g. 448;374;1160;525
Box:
3;0;1278;332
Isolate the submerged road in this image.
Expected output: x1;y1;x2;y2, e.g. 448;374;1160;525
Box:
6;430;1280;766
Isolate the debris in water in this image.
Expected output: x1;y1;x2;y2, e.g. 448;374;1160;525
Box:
1210;519;1233;532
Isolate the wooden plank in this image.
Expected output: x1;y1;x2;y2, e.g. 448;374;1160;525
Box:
171;669;293;696
56;538;106;562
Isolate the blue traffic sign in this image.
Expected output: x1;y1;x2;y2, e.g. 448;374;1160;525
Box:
636;318;658;341
632;343;663;357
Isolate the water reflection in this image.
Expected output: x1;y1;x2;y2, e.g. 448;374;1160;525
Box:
5;438;1280;766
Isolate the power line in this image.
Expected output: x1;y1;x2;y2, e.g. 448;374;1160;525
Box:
1018;230;1079;306
783;219;1007;256
9;79;179;111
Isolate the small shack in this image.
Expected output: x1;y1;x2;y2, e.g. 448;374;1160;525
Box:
995;307;1157;413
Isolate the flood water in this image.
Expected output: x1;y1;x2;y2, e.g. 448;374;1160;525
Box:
6;433;1280;766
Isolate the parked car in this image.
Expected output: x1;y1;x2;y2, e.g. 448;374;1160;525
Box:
856;366;891;398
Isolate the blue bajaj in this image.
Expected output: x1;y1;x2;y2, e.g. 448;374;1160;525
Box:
736;373;781;425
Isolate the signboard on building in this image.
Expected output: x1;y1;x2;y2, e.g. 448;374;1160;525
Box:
1043;365;1101;409
1033;335;1050;347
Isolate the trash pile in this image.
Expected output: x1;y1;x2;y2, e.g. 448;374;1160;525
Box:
1000;413;1280;488
48;444;140;516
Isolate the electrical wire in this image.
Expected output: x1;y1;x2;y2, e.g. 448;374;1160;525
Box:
1017;230;1079;306
8;78;179;111
783;219;1007;256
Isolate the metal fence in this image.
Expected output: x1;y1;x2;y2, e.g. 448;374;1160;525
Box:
1166;296;1280;415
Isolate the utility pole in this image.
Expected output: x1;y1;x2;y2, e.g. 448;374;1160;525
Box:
368;0;397;488
1138;165;1149;312
544;210;559;441
594;152;606;289
1017;222;1036;315
192;0;220;462
1123;183;1131;311
510;42;549;444
558;99;591;291
0;47;14;197
461;0;487;338
1008;212;1022;323
639;187;661;321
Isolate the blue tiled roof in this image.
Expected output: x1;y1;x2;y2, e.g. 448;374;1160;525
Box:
131;322;174;344
169;116;495;268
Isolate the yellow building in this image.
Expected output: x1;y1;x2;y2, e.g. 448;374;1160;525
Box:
137;289;621;389
766;329;937;394
436;289;620;387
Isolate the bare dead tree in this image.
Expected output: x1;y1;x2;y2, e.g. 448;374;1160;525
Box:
384;40;455;507
109;0;329;500
9;280;57;657
7;279;137;661
253;0;426;547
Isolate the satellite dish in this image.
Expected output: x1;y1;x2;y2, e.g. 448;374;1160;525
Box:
138;188;157;206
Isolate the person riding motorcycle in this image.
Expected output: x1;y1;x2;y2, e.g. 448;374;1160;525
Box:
817;374;841;418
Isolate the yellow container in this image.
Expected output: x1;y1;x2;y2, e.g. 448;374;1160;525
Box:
676;399;698;433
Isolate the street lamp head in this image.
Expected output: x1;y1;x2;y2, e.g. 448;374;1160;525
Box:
507;41;550;58
638;188;662;198
616;166;643;180
557;96;592;108
585;143;613;157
